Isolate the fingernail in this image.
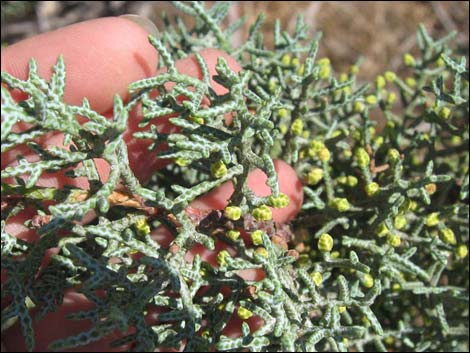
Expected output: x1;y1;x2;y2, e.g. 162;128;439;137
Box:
120;14;159;38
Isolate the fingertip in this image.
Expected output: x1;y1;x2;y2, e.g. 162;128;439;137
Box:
192;160;303;223
245;159;303;223
1;17;159;112
124;48;241;183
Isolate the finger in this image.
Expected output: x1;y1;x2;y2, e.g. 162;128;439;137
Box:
150;161;302;341
2;48;241;186
1;16;158;172
1;47;243;316
1;17;159;112
2;290;133;352
1;16;156;177
2;160;303;351
191;159;304;223
123;48;241;182
2;47;241;240
153;159;303;270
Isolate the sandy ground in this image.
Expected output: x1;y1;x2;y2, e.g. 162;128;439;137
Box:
2;1;469;78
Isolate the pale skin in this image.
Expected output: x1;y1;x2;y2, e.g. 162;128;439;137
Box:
1;17;304;351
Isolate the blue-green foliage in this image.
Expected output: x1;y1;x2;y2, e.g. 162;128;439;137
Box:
1;1;468;351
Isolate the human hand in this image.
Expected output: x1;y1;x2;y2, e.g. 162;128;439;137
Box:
1;17;303;352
